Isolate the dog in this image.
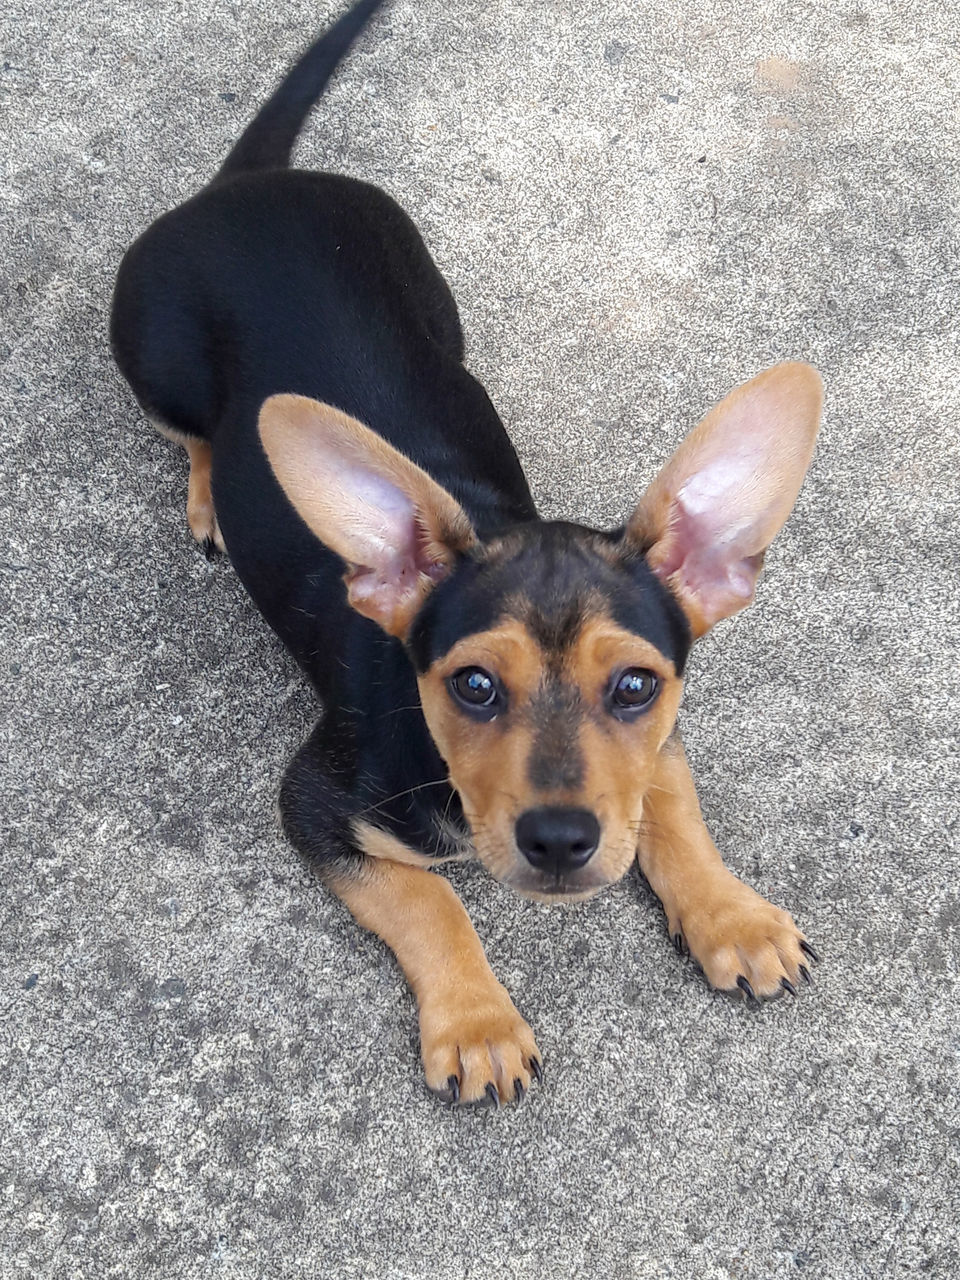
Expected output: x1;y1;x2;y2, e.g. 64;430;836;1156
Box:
111;0;823;1106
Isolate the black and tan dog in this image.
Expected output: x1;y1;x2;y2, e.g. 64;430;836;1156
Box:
111;0;822;1106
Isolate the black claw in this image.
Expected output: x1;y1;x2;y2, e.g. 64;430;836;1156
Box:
780;977;797;997
202;536;217;561
514;1078;525;1103
446;1074;460;1104
530;1057;544;1085
485;1082;500;1108
799;963;812;986
673;931;685;956
799;940;820;963
736;975;757;1001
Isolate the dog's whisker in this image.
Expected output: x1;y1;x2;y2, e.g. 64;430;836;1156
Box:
354;778;449;817
432;786;459;857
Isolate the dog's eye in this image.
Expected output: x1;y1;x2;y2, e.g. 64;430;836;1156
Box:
610;668;660;714
449;667;499;713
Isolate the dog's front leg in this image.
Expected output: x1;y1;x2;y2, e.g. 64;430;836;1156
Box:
637;735;818;999
281;728;539;1104
333;858;540;1104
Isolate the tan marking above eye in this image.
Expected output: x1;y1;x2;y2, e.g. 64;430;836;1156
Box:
564;619;677;704
416;609;685;897
432;618;544;692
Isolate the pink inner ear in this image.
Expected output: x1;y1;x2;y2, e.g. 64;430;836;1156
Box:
629;362;821;633
336;462;451;629
342;465;449;581
345;466;419;563
654;448;779;626
258;393;478;638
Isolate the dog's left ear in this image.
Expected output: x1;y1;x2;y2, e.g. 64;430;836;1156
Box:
624;362;823;638
259;394;477;639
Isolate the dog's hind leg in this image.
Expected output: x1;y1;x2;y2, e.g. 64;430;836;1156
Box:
111;236;227;556
153;422;225;557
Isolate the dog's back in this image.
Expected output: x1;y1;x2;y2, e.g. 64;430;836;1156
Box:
110;0;534;684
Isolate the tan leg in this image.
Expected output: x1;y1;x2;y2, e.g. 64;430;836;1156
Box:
152;422;225;553
183;437;225;554
335;858;541;1103
638;736;815;998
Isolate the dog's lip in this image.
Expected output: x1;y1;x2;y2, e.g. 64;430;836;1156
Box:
502;871;612;904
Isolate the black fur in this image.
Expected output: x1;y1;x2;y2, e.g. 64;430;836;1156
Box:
410;523;691;676
527;677;586;792
110;0;689;879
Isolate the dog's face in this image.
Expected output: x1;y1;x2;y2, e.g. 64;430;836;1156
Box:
408;524;688;900
259;363;822;900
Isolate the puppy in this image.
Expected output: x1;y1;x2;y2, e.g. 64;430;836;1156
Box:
111;0;823;1106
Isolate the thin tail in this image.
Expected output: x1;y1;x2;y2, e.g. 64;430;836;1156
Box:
216;0;388;180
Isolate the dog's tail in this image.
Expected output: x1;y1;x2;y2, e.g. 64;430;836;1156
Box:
216;0;387;180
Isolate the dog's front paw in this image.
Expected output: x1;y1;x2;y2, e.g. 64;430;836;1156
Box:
670;874;818;999
419;981;542;1106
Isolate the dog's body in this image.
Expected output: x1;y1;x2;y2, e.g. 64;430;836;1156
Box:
112;0;822;1105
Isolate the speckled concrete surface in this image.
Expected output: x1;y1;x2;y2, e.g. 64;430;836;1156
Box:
2;1;959;1276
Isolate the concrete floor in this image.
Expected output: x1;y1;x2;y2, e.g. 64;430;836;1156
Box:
2;0;959;1275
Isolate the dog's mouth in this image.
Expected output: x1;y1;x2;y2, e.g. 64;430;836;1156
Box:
466;822;631;904
499;868;614;905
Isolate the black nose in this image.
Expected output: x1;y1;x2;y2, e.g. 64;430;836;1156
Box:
515;806;601;875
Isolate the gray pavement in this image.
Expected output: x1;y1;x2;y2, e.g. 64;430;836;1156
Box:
2;1;959;1276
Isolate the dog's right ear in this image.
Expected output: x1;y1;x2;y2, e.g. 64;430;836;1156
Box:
259;395;477;640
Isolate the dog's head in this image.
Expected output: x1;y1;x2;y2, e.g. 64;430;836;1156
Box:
260;363;822;901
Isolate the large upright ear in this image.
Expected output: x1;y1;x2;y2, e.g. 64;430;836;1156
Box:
258;395;477;639
624;362;822;638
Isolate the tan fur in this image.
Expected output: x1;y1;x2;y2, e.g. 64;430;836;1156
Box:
257;395;476;637
153;422;224;551
626;362;822;636
353;818;472;868
637;736;810;994
418;614;683;897
333;857;539;1102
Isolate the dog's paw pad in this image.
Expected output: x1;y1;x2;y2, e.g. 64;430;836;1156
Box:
421;985;541;1106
